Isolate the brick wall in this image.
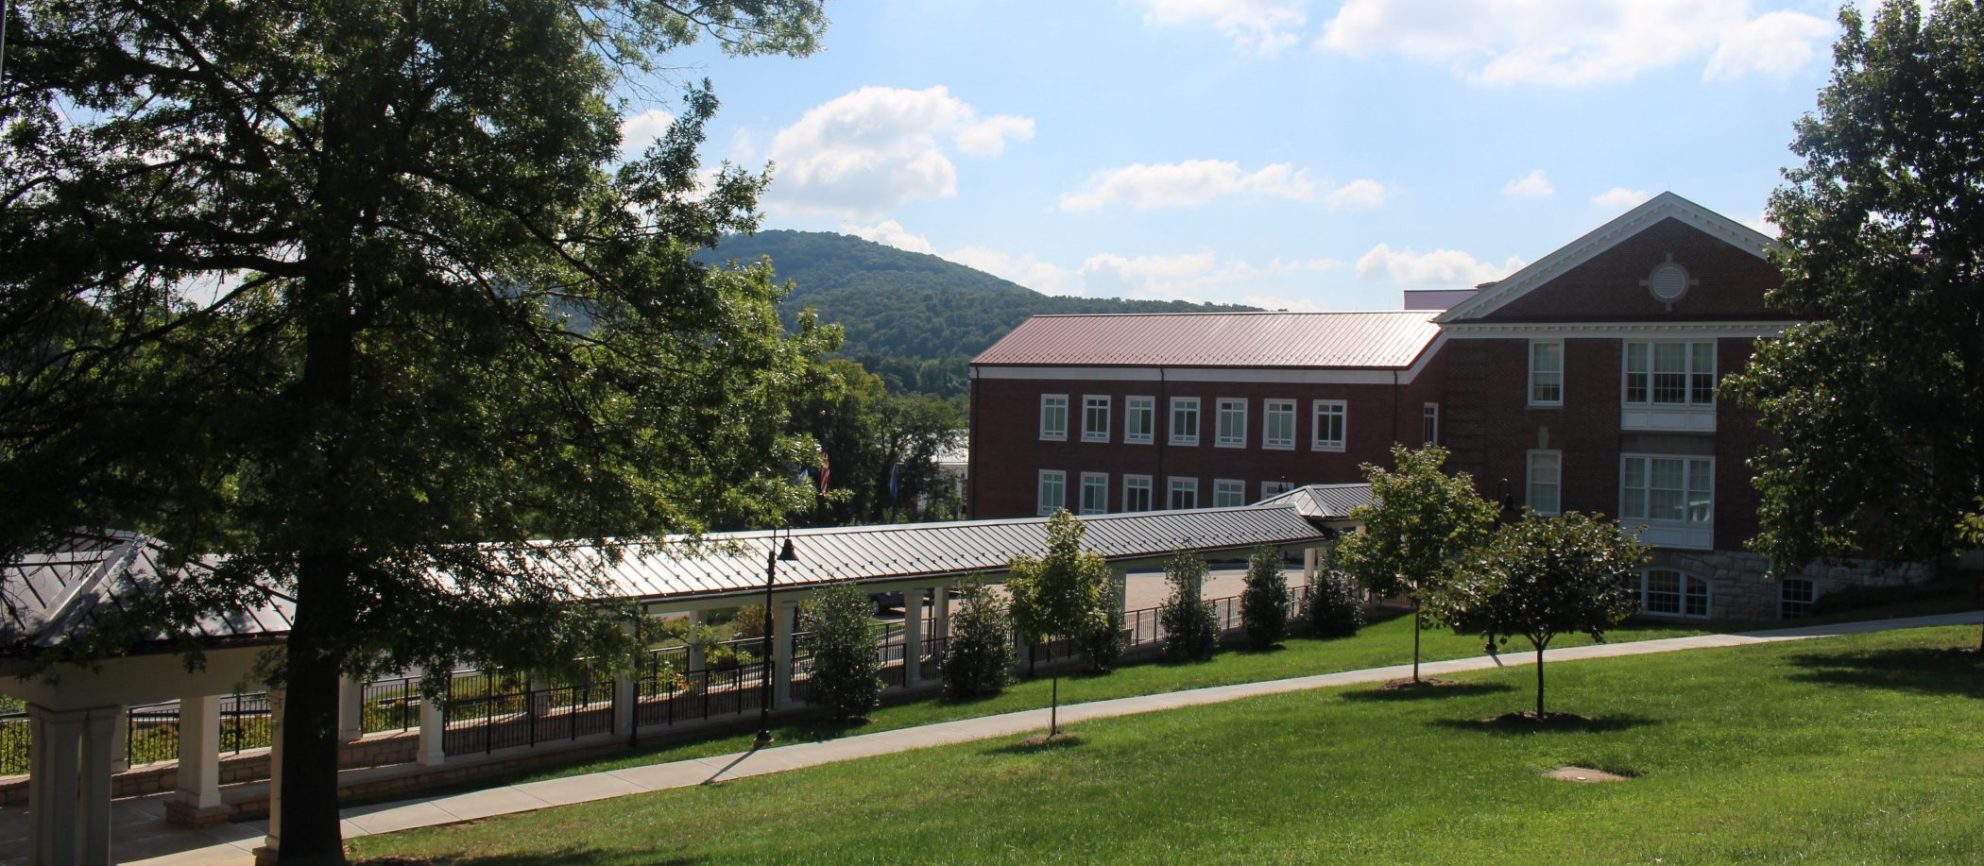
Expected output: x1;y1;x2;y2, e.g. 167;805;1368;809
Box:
1481;218;1787;322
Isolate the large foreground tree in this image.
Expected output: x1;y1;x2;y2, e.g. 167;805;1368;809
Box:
1725;0;1983;588
0;1;828;862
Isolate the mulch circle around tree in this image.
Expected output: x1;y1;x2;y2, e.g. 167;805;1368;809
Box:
1380;676;1459;690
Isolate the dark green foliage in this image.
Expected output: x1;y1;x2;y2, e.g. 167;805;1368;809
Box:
1080;603;1127;673
788;357;966;527
941;580;1015;699
1306;571;1367;638
1007;510;1113;734
1428;512;1647;717
705;231;1258;399
803;582;884;722
1160;552;1220;662
1723;0;1984;574
1240;546;1290;650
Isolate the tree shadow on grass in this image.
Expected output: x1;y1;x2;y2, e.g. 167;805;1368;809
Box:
1339;682;1516;702
1429;713;1659;736
356;847;701;865
1786;646;1984;699
983;733;1086;755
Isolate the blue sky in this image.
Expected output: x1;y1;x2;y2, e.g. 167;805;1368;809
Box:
626;0;1854;311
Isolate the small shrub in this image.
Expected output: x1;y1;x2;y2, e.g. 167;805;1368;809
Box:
1080;604;1127;672
1240;545;1290;649
803;582;883;722
1307;570;1366;638
941;580;1016;699
1160;552;1219;662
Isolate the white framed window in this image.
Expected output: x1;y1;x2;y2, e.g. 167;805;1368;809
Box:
1216;398;1247;448
1125;396;1155;445
1037;470;1066;516
1635;568;1711;618
1623;341;1716;407
1422;403;1440;445
1620;454;1715;549
1213;478;1246;507
1040;394;1068;441
1263;399;1296;450
1167;476;1198;510
1529;340;1563;406
1261;480;1295;498
1311;400;1346;451
1780;578;1817;619
1081;395;1111;443
1123;475;1154;512
1527;450;1562;516
1169;397;1200;446
1079;471;1108;515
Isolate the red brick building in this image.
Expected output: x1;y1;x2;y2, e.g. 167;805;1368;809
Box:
969;192;1928;619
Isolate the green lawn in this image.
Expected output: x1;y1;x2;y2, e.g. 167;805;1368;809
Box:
352;623;1984;865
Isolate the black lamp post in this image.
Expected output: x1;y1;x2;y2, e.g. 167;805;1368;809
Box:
756;528;797;748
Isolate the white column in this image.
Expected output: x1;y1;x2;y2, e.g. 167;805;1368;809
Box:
109;708;129;773
28;705;81;866
177;695;222;809
684;610;706;673
613;620;639;739
1304;547;1318;582
81;709;116;866
338;676;364;742
258;690;285;864
903;588;925;686
416;678;446;766
773;600;798;705
932;583;951;644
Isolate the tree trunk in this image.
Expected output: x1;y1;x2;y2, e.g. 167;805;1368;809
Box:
1534;642;1546;719
1049;673;1059;737
1411;599;1422;684
277;556;350;865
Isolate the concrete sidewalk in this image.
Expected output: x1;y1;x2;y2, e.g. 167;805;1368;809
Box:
75;609;1976;865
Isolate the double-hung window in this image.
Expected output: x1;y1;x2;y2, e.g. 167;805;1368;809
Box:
1263;399;1296;450
1040;394;1068;441
1037;470;1066;516
1081;395;1111;443
1527;450;1562;516
1529;340;1563;406
1079;471;1108;515
1620;454;1714;549
1167;477;1198;510
1261;480;1295;498
1216;398;1247;448
1312;400;1346;451
1422;403;1440;445
1169;397;1200;446
1125;396;1155;444
1623;341;1715;406
1123;475;1154;512
1213;479;1246;507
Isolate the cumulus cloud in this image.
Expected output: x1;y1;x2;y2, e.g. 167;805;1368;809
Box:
765;86;1033;217
947;246;1082;296
845;219;936;255
1325;179;1388;210
1356;243;1524;287
1058;160;1319;212
1136;0;1309;55
619;108;675;156
1592;186;1652;209
1318;0;1835;86
1078;251;1342;300
1503;169;1555;198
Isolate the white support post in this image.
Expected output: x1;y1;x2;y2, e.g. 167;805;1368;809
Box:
932;583;951;644
177;695;223;810
613;617;639;739
256;690;285;866
684;610;706;673
109;708;129;773
27;705;81;866
903;587;925;686
773;600;798;706
81;708;116;866
338;675;364;742
1304;546;1318;582
417;678;446;767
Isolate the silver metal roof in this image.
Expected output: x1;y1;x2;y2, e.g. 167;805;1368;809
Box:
3;505;1325;651
1255;483;1371;521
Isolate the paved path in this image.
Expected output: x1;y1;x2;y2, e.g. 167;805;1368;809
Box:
45;609;1974;865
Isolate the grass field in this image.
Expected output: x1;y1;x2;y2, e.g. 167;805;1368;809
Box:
350;622;1984;865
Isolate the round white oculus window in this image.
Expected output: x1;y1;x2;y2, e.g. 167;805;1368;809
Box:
1646;261;1690;303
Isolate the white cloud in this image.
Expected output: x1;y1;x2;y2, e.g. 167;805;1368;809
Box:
619;108;675;156
1592;186;1652;209
1318;0;1835;86
946;246;1081;296
1078;251;1342;300
765;86;1033;217
1356;243;1524;287
1502;169;1555;198
845;220;936;255
1325;178;1387;210
1058;160;1318;212
1137;0;1309;55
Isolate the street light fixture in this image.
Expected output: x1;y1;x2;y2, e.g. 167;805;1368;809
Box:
756;529;797;748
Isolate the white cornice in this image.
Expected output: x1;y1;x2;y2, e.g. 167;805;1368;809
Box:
1439;321;1792;339
1437;192;1777;325
972;334;1448;386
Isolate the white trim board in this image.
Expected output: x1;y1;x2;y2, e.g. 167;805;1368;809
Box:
1437;192;1777;325
1440;321;1791;340
974;333;1447;385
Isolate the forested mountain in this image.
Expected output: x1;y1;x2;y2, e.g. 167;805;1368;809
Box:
704;231;1257;397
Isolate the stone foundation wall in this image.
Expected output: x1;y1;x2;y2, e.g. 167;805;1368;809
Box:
1646;548;1933;621
0;730;418;808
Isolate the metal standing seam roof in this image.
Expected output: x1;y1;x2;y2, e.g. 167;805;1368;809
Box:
971;311;1441;368
4;505;1326;650
1254;483;1372;521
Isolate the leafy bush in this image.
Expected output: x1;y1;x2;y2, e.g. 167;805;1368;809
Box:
941;580;1016;699
1306;571;1366;638
1240;546;1290;649
1159;552;1219;662
803;582;883;722
1080;604;1127;672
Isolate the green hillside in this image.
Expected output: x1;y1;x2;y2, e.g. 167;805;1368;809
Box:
705;231;1257;397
